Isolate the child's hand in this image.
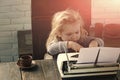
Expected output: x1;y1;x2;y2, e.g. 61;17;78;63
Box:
67;41;83;52
89;40;98;47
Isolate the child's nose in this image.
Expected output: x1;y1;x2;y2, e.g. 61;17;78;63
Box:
71;34;77;40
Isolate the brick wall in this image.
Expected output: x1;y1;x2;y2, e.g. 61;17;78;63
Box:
91;0;120;25
0;0;31;62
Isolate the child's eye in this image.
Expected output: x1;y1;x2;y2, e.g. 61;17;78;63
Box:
75;31;79;34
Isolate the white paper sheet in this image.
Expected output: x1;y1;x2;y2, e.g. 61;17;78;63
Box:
77;47;120;64
77;47;99;63
98;47;120;63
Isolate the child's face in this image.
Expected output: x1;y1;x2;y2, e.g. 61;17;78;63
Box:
59;22;81;42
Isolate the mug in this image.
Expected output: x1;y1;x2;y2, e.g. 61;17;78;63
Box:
17;55;32;67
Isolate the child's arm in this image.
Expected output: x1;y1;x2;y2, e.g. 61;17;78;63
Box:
89;38;104;47
67;41;83;51
95;38;104;47
47;41;68;55
47;41;84;55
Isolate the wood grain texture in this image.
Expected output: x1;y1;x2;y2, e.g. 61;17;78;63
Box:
22;60;45;80
0;62;21;80
0;60;62;80
41;60;62;80
22;59;62;80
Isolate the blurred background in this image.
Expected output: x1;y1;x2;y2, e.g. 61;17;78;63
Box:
0;0;120;62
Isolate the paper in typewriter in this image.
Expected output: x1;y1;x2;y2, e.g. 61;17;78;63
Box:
77;47;120;64
98;47;120;63
77;47;99;64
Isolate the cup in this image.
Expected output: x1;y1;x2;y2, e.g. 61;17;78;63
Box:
17;55;32;67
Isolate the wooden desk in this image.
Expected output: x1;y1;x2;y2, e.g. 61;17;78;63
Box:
0;59;62;80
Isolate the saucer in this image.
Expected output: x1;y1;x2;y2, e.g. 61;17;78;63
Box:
17;61;36;69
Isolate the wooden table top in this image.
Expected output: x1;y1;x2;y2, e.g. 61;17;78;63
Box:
0;59;62;80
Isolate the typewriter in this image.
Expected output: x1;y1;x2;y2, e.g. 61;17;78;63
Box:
57;52;120;78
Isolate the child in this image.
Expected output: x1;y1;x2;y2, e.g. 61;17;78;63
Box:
46;9;104;59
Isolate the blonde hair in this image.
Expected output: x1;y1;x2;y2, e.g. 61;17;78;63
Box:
46;9;87;48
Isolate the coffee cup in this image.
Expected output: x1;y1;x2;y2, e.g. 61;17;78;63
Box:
17;55;32;67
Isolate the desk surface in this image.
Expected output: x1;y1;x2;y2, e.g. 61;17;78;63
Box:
0;59;62;80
